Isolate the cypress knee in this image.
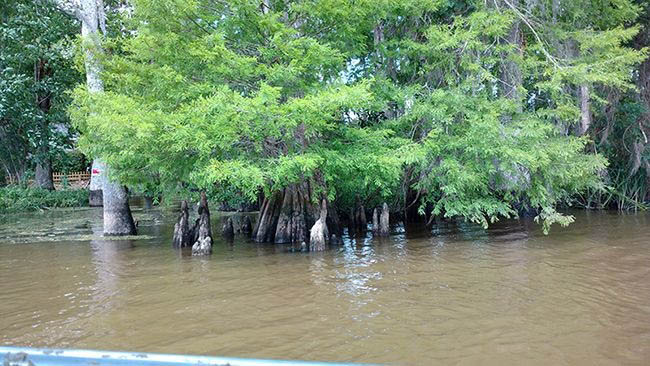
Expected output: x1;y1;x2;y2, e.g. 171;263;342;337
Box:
372;207;379;234
348;208;357;235
378;202;390;237
357;205;367;232
191;192;213;256
242;216;253;234
309;199;328;251
172;200;191;248
222;217;234;238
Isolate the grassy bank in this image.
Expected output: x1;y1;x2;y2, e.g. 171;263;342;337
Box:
0;186;89;214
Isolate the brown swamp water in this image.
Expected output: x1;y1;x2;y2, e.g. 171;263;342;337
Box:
0;205;649;365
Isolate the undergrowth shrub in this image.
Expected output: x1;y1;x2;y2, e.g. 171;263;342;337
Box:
0;186;89;213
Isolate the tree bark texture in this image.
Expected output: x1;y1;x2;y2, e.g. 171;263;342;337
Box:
356;204;367;232
103;178;137;236
172;200;191;248
378;202;390;237
89;160;104;206
222;216;234;238
80;0;107;206
347;208;357;235
501;19;523;103
326;206;343;238
309;199;329;251
78;0;132;224
253;183;318;244
191;192;213;255
34;59;54;191
579;84;591;136
34;157;54;191
242;215;253;234
144;195;154;209
372;207;379;234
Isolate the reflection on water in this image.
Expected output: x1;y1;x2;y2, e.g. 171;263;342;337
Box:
0;208;649;365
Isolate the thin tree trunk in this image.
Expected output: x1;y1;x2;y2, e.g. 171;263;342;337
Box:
579;84;591;136
34;59;54;191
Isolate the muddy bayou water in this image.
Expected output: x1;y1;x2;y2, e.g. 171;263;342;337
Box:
0;204;649;365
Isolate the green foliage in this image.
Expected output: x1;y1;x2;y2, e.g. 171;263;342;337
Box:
67;0;647;232
0;0;82;180
0;186;88;213
51;150;90;173
69;0;405;211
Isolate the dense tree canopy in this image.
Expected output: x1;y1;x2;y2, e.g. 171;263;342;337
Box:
0;0;82;185
66;0;647;236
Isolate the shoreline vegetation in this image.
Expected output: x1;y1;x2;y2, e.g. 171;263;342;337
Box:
1;0;649;250
0;186;89;214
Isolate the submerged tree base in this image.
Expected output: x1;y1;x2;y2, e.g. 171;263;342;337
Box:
102;183;136;236
190;192;213;256
172;200;191;248
253;184;317;245
309;199;328;251
89;190;103;207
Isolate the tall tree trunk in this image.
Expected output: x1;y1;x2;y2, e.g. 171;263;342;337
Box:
34;157;54;190
81;0;105;206
78;0;136;234
89;159;104;206
632;15;650;183
34;59;54;191
501;20;523;104
490;0;523;106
